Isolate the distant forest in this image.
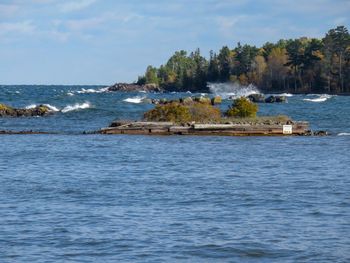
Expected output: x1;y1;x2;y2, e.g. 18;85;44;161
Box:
137;26;350;94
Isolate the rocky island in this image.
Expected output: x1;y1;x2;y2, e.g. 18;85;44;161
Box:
101;97;312;136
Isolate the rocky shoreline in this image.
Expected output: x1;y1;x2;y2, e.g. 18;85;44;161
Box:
0;104;52;117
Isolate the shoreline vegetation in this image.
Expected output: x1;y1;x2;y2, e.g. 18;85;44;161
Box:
129;26;350;94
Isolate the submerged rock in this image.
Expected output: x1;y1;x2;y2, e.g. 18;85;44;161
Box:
314;130;328;136
0;104;52;117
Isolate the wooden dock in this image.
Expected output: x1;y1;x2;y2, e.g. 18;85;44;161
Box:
100;121;310;136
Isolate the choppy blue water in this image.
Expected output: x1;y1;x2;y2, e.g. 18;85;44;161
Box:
1;86;350;262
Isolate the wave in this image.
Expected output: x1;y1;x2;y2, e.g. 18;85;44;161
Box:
67;92;74;96
208;82;260;99
61;102;91;113
278;93;293;97
76;87;109;94
338;133;350;136
123;96;145;104
303;94;332;102
25;104;59;112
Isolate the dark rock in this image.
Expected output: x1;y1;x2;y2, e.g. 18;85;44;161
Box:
107;83;163;93
265;95;287;103
265;96;276;103
247;94;265;103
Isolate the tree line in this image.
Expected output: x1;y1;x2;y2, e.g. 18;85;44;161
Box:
137;26;350;94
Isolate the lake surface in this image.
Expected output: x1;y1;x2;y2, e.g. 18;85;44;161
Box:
1;86;349;262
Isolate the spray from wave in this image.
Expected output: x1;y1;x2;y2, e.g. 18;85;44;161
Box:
123;96;145;104
303;94;332;103
208;83;260;99
61;102;91;113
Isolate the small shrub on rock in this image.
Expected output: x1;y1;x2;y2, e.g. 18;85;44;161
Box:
144;102;191;123
144;101;222;123
226;97;258;118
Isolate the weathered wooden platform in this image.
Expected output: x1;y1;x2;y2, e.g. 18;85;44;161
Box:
100;121;310;136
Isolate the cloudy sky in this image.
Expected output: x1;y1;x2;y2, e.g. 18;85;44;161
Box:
0;0;349;85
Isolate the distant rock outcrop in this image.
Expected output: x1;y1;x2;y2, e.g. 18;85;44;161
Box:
0;104;52;117
107;83;163;93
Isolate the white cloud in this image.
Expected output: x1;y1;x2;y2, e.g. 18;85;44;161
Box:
0;21;36;37
60;0;97;12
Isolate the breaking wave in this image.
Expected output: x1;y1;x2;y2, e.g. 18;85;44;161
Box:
25;104;59;112
61;102;91;113
337;133;350;136
123;96;145;104
303;94;332;103
208;82;260;99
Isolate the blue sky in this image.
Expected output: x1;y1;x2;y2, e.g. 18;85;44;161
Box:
0;0;349;85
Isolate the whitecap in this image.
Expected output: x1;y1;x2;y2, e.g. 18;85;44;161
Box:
278;93;293;97
123;97;145;104
67;92;74;96
303;94;332;103
338;133;350;136
76;87;109;94
61;102;91;113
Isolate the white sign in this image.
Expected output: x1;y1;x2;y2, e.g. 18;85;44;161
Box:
283;125;293;134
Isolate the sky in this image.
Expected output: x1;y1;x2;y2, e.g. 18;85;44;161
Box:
0;0;349;85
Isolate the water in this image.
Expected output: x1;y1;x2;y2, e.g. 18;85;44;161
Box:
1;86;350;262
